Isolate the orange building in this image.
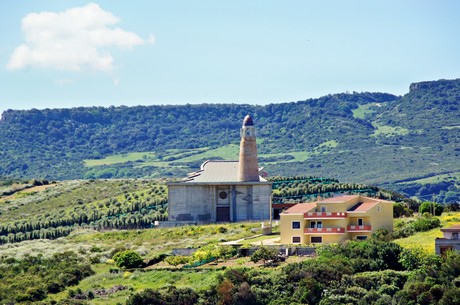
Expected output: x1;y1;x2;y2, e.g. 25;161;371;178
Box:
280;195;394;245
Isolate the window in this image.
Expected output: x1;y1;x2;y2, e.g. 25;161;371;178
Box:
320;206;327;212
452;233;459;240
356;236;368;240
292;221;301;229
358;218;363;226
219;191;228;200
310;221;322;228
311;236;322;244
292;236;301;243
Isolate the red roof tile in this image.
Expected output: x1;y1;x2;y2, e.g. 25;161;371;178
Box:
284;203;316;214
350;201;379;212
317;195;357;203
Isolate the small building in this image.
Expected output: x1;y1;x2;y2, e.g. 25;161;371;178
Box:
167;115;272;223
435;224;460;255
280;195;394;245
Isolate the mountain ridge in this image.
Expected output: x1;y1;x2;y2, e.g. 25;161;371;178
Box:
0;78;458;202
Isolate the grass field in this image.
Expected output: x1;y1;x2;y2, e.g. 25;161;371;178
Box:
394;212;460;253
371;122;410;137
352;103;386;119
400;172;460;185
84;152;159;167
56;266;224;304
177;144;239;162
83;140;339;172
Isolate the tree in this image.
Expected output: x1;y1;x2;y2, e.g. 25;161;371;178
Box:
234;282;257;305
217;279;235;305
113;250;143;269
250;246;279;265
419;201;444;216
393;202;412;218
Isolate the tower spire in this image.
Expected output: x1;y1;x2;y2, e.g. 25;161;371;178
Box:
238;114;260;182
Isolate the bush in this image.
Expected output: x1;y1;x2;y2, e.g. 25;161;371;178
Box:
126;288;162;305
126;287;198;305
393;202;413;218
398;247;442;271
392;215;441;239
250;246;279;265
165;255;191;267
113;250;143;269
419;202;444;216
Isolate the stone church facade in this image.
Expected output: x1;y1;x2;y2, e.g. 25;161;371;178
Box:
167;115;272;223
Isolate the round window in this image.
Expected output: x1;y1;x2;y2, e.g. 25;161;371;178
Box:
219;191;228;200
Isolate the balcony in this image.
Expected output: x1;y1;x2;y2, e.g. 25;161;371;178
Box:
304;227;345;234
304;212;347;219
347;225;372;232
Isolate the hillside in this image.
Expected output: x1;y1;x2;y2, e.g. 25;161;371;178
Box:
1;177;410;245
0;209;459;304
0;78;459;201
0;178;459;304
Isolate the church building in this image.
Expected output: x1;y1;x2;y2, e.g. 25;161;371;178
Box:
167;115;272;223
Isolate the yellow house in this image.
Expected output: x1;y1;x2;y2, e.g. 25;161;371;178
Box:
280;195;394;245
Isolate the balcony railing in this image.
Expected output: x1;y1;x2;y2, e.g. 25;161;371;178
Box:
347;225;372;232
304;212;347;219
304;227;345;234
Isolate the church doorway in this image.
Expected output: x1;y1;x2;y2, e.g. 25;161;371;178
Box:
216;206;230;222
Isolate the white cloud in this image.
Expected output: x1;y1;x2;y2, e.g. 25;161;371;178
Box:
6;3;146;72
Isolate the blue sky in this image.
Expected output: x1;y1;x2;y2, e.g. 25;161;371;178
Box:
1;1;459;115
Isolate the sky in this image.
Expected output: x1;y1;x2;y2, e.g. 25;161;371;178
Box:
1;1;459;115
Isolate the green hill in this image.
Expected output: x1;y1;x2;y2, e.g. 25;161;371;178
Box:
1;177;412;245
0;208;458;304
0;78;459;201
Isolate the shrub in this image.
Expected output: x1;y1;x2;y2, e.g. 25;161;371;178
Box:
126;287;198;305
113;250;143;269
250;246;278;265
126;288;162;305
393;202;413;218
392;215;441;239
234;282;257;305
439;288;460;305
419;202;444;216
165;255;191;267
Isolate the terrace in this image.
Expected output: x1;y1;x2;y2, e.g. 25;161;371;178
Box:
304;227;345;234
347;225;372;232
303;212;347;219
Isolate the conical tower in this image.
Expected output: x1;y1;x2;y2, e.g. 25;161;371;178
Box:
238;114;260;182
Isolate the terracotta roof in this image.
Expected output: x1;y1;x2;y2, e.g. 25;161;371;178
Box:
283;203;316;214
348;200;379;212
183;160;266;183
317;195;357;203
441;224;460;232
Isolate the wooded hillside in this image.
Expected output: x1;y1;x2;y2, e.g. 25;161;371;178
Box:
0;78;458;201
